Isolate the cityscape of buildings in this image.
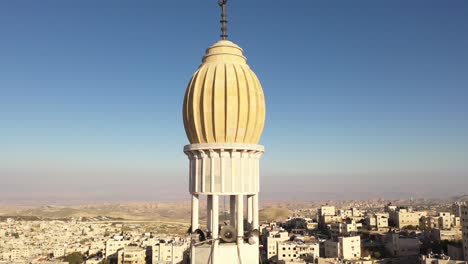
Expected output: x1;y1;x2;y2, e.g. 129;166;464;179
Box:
1;200;468;264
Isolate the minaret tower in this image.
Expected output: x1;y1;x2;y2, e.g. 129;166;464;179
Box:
182;1;266;263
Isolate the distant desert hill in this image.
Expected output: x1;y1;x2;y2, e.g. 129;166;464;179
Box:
1;202;191;222
450;195;468;202
259;207;292;222
3;195;465;222
2;202;292;223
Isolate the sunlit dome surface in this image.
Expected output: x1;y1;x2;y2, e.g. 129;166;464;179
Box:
183;40;265;144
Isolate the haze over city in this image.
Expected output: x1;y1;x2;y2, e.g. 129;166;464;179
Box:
1;0;468;203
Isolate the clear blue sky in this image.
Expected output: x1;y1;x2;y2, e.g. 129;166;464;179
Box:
1;0;467;203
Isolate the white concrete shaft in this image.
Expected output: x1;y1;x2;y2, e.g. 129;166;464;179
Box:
253;194;259;229
230;195;236;227
212;195;219;239
236;195;243;244
211;195;219;264
192;194;199;231
247;195;253;227
207;195;212;233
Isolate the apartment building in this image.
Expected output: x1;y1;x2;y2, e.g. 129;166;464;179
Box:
394;208;427;229
117;245;146;264
324;236;361;260
384;233;420;257
329;219;362;237
319;206;336;217
105;237;131;258
365;213;389;231
152;240;189;264
264;228;290;261
461;205;468;261
277;240;319;263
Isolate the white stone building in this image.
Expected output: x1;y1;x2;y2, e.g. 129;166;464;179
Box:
328;219;362;237
105;237;131;259
384;233;420;257
117;245;146;264
324;236;361;260
425;228;462;241
319;207;336;217
152;240;189;264
264;228;290;261
277;240;319;263
391;207;427;229
365;213;389;231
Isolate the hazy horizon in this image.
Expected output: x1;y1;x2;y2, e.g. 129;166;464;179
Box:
1;170;467;204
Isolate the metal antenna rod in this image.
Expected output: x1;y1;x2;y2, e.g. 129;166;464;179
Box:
218;0;228;39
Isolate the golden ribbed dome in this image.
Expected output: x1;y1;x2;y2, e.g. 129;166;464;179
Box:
183;40;265;144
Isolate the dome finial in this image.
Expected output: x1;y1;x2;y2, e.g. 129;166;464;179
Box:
218;0;228;40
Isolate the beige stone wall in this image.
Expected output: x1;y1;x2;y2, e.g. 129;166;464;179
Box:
339;236;361;260
397;211;426;228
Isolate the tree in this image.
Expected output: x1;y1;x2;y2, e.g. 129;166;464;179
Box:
62;252;85;264
403;225;418;231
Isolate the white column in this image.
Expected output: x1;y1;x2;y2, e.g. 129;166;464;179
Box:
247;195;253;228
212;195;219;238
210;150;215;192
200;151;206;192
191;194;199;231
236;195;244;244
171;244;174;263
190;244;194;264
253;194;259;230
207;195;212;233
189;156;193;193
239;151;245;192
231;151;236;192
212;195;219;264
230;195;236;227
194;153;200;193
220;151;225;192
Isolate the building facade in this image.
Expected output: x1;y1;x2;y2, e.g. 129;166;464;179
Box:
152;241;189;264
384;233;420;257
462;205;468;261
117;246;146;264
324;236;361;260
319;206;336;217
264;229;290;261
105;237;131;259
395;208;427;229
329;220;362;237
277;241;319;263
